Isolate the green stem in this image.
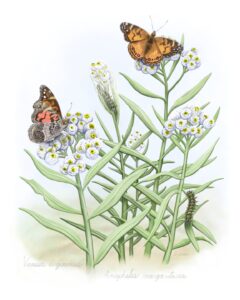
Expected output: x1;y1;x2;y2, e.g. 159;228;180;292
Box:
113;116;126;262
168;68;186;93
163;140;190;264
75;174;95;269
144;63;169;256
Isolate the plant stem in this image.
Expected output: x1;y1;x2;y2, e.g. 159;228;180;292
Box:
144;63;169;256
113;116;126;262
75;174;95;269
163;140;190;264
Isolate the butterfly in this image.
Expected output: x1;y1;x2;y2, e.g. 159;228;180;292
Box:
120;22;183;65
28;85;68;143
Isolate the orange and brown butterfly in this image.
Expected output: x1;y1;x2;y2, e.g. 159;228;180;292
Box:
120;22;183;65
28;85;68;143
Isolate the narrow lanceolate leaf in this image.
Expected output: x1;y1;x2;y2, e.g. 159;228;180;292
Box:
152;106;165;126
186;139;219;177
104;140;156;168
90;168;147;219
122;112;135;143
145;191;177;244
83;142;122;189
120;73;163;99
20;208;88;252
169;73;211;114
192;220;217;244
95;112;114;142
140;170;181;183
20;177;81;214
25;150;76;186
120;94;162;139
185;223;200;252
95;207;150;265
173;236;212;249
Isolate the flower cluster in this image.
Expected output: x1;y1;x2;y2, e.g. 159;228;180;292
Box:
36;112;103;176
181;48;201;71
91;61;119;117
162;105;215;139
127;130;145;152
134;54;181;75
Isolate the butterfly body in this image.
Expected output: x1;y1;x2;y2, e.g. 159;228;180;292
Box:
28;85;67;143
120;22;183;65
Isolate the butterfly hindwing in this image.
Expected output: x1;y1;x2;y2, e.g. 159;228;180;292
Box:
28;85;67;143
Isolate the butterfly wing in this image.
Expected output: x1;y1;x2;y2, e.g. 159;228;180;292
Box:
29;85;67;143
128;40;148;61
154;37;183;57
120;22;150;42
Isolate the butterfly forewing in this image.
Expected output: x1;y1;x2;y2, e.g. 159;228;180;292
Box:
120;22;149;42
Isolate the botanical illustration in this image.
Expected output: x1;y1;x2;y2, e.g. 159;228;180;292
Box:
20;22;221;269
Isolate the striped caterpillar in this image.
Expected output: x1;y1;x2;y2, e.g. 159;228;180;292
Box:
184;191;197;224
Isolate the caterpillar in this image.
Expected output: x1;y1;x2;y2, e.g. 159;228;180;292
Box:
184;191;197;224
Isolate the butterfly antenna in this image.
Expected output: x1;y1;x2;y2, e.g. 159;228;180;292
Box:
149;16;154;31
156;20;168;33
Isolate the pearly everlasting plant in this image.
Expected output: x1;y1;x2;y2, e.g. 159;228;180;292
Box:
20;34;221;269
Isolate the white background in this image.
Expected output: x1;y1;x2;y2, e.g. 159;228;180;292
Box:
0;0;239;299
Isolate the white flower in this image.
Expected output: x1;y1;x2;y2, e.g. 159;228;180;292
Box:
180;108;192;120
162;128;173;138
85;129;98;140
199;113;209;125
67;124;78;135
203;118;215;129
65;112;72;119
135;60;143;71
146;64;159;75
59;133;69;150
164;120;175;131
83;122;96;132
92;138;103;150
86;147;99;160
181;56;189;67
75;112;82;120
193;55;201;66
37;144;47;159
66;134;74;146
60;164;69;175
76;161;86;173
69;115;79;124
50;140;61;151
190;115;200;126
141;65;148;74
76;139;87;153
187;60;197;70
45;152;59;165
64;155;75;165
82;113;93;123
189;126;197;135
74;152;83;161
175;119;187;130
191;106;201;115
191;47;198;54
181;127;190;135
68;164;79;176
195;127;204;138
78;120;87;133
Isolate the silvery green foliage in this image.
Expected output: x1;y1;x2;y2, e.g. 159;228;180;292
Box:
21;36;221;269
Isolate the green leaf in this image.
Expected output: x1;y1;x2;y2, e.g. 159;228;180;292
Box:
25;150;76;186
83;142;122;189
95;112;114;142
152;106;165;126
120;73;163;99
122;112;135;143
173;236;212;249
95;207;150;265
192;220;217;244
20;208;88;252
104;140;156;168
145;191;177;243
90;168;147;219
185;223;200;252
186;139;219;177
120;94;162;139
20;177;81;214
169;73;212;114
